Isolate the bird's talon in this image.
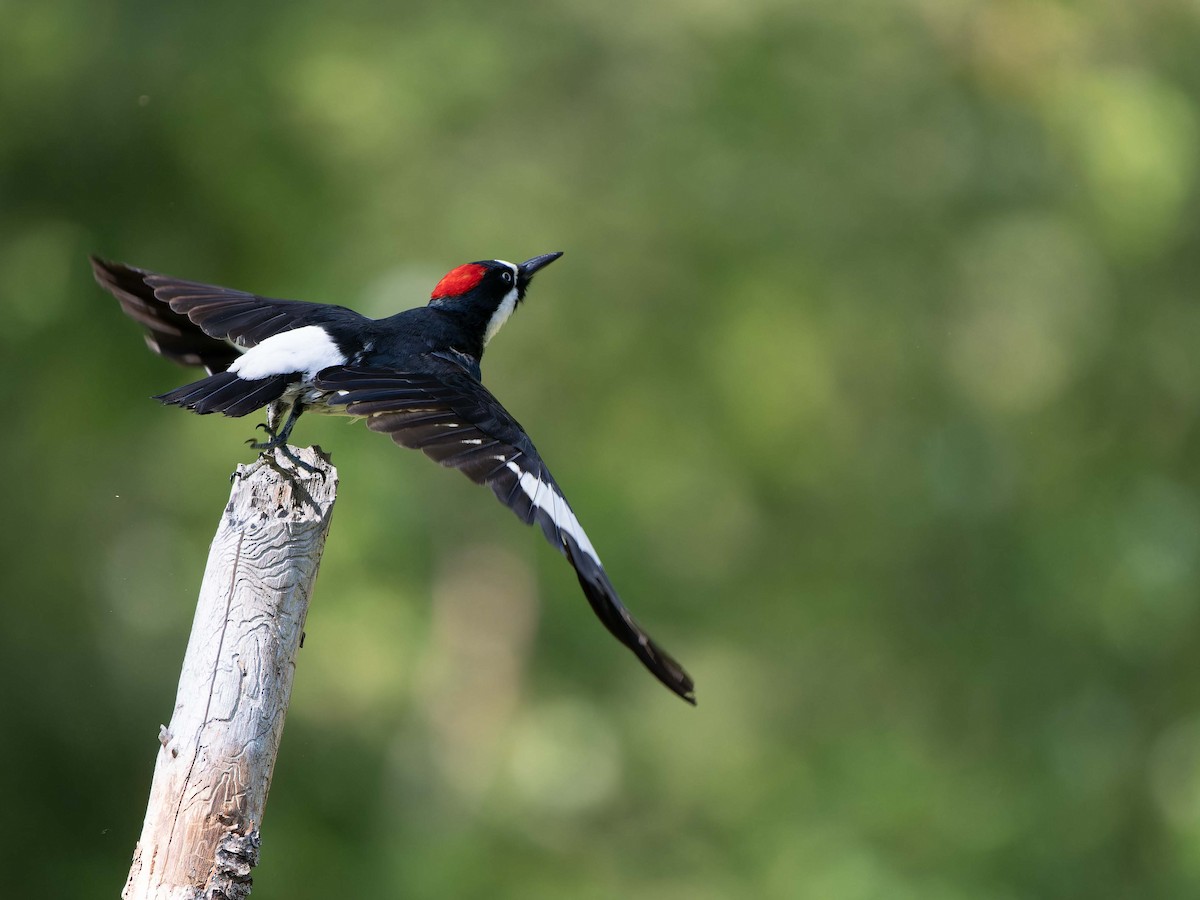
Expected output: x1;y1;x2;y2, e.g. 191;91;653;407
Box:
260;445;323;479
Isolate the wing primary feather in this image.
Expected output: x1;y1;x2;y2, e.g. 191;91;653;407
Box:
309;364;696;703
91;256;242;373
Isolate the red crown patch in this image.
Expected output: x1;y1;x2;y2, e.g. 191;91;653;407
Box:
431;263;487;300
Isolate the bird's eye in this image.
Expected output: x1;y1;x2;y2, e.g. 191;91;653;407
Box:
501;270;513;284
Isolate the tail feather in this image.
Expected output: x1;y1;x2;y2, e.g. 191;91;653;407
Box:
156;372;290;417
222;377;297;417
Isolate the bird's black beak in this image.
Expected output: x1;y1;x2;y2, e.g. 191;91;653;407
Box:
517;252;563;291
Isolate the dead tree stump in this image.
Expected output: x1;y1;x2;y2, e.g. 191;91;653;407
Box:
123;447;338;900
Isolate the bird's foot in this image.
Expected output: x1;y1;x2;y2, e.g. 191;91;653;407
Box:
245;405;321;477
262;443;325;479
246;417;289;453
246;432;324;479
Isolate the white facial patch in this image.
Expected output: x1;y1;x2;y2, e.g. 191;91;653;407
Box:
228;325;346;380
482;261;522;347
505;462;599;563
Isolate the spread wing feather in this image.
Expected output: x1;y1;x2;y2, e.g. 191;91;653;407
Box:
146;277;355;348
90;256;240;373
315;365;695;704
91;257;366;368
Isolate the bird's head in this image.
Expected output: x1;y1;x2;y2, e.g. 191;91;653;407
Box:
428;252;563;349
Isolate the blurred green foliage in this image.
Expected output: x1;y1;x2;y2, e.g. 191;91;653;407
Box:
4;0;1200;897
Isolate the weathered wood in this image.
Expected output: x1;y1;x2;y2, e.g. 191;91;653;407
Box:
123;447;338;900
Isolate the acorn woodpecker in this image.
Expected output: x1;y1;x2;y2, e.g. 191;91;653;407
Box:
92;253;695;704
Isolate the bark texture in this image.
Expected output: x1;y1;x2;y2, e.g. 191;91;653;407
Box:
123;448;337;900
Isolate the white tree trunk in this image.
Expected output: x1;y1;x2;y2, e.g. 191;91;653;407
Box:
123;448;338;900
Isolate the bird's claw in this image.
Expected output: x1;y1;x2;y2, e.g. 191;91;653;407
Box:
262;445;325;480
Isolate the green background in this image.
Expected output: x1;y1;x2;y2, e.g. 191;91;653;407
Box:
4;1;1200;897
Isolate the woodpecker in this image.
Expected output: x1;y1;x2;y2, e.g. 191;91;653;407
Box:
92;253;695;705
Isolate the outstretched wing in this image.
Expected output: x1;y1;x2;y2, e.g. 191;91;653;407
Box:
92;257;364;372
314;365;696;704
91;256;241;373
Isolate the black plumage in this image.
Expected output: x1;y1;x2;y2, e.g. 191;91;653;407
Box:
90;258;241;373
92;253;695;704
155;372;293;417
316;367;694;698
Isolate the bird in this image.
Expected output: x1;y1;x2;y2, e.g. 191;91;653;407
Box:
91;252;696;705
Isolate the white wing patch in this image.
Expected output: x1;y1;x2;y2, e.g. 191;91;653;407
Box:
228;325;346;380
505;461;599;563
